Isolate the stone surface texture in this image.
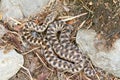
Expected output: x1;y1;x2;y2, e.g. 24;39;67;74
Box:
76;29;120;77
0;0;49;19
0;49;24;80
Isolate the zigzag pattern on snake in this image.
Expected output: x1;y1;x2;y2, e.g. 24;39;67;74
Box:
21;14;118;79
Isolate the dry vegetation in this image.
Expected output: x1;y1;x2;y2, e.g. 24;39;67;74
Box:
0;0;120;80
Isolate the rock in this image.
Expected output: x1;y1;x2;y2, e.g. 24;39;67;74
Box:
95;39;120;77
76;29;97;54
0;49;24;80
0;0;49;19
19;0;49;17
0;24;7;38
76;29;120;77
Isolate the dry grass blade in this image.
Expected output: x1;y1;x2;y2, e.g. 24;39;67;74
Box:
89;61;101;80
22;47;40;55
67;73;79;80
79;0;93;13
78;20;86;30
19;64;33;80
61;13;87;22
35;52;54;72
9;17;22;24
87;21;92;30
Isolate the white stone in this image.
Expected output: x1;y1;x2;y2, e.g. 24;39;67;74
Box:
0;49;24;80
0;0;23;19
18;0;49;17
76;29;97;54
76;29;120;77
95;39;120;77
0;0;49;19
0;24;7;38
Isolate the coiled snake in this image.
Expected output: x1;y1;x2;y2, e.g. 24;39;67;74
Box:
21;12;118;79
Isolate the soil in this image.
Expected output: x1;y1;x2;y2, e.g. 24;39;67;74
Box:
2;0;119;80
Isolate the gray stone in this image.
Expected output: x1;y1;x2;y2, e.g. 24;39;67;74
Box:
0;49;24;80
76;29;120;77
0;0;49;19
0;24;7;38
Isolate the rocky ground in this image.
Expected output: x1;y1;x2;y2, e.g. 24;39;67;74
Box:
0;0;120;80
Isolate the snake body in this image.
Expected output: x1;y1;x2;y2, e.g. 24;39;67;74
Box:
21;12;118;79
46;21;86;73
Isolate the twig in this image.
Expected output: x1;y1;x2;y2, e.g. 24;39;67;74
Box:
59;16;73;19
67;73;79;80
22;47;40;55
35;52;54;72
19;64;33;80
87;21;92;30
89;61;101;80
79;0;93;13
61;13;87;22
78;20;86;30
9;17;22;24
21;70;31;80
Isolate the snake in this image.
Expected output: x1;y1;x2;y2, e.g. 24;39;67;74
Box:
21;12;118;79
